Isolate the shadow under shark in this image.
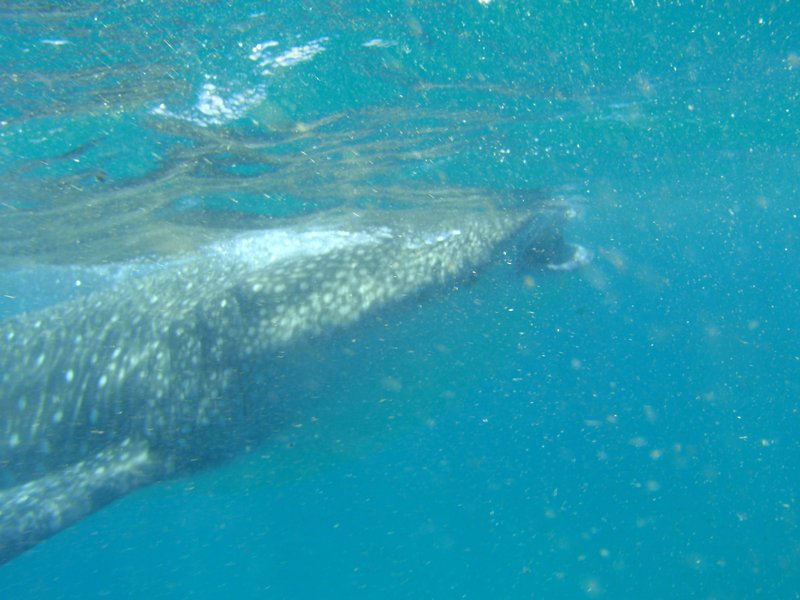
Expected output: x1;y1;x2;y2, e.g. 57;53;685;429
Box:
0;197;588;565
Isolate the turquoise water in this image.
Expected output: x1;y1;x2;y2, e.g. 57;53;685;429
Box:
1;1;799;597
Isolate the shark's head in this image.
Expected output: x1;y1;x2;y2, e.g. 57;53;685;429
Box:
513;195;592;272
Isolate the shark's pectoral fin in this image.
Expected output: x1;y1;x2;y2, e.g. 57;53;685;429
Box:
0;438;161;565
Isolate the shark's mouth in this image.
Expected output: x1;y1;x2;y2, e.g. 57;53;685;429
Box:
512;196;592;272
523;233;593;272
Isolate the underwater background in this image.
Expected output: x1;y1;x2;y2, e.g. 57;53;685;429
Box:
0;0;798;598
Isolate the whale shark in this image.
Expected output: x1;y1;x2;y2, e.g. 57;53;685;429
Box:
0;197;587;564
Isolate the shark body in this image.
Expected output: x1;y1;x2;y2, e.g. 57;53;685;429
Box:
0;199;585;564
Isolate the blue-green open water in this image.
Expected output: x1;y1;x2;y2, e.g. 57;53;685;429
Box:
1;1;798;597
